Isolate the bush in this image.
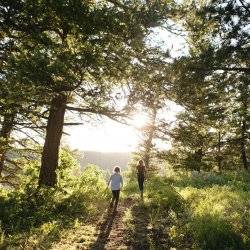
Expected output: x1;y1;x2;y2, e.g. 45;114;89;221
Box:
0;154;109;247
60;164;110;215
177;171;250;249
0;223;4;245
190;215;245;250
167;170;250;191
146;177;186;215
141;170;250;249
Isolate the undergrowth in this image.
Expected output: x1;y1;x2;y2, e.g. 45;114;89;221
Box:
124;170;250;250
1;151;249;250
0;150;110;248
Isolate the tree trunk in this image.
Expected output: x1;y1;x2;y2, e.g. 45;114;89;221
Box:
39;94;67;186
0;113;15;176
239;81;249;170
240;119;249;170
194;148;203;172
143;107;157;170
217;131;222;171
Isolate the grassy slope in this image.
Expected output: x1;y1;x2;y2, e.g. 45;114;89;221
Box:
1;170;249;249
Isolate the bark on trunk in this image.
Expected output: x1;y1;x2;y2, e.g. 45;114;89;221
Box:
240;119;249;170
239;81;249;170
0;113;15;176
143;108;157;171
194;148;203;172
217;131;222;171
39;94;67;186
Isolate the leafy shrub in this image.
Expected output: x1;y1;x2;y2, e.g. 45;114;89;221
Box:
189;215;245;250
59;164;110;215
0;223;4;245
178;172;250;249
142;171;250;249
167;170;250;191
0;152;109;247
122;178;138;198
146;177;186;215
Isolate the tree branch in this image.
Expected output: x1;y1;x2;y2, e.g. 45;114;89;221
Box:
63;122;84;126
239;0;250;14
106;0;130;11
190;66;250;73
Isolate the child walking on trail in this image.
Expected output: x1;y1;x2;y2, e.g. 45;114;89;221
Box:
107;166;123;210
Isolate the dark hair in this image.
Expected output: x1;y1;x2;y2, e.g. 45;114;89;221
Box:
138;160;145;166
113;166;121;173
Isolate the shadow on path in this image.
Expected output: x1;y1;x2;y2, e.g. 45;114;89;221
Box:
125;201;151;250
90;206;116;250
125;199;172;249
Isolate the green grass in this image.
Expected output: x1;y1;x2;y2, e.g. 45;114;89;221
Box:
0;164;110;249
123;170;250;250
1;163;249;250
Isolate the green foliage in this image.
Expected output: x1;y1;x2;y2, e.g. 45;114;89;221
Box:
18;148;80;191
124;170;250;249
176;171;250;249
180;183;250;249
57;149;81;189
190;215;245;250
146;177;185;215
67;164;110;214
122;178;138;198
168;170;250;191
168;0;250;171
0;152;109;247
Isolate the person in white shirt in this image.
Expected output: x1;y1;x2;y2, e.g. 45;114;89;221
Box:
107;166;123;210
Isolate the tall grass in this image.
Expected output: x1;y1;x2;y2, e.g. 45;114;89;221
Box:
124;170;250;249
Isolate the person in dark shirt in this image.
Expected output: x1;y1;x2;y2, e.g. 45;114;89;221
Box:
136;159;146;198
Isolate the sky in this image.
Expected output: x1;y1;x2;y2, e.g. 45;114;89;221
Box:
65;27;187;152
65;101;183;152
64;120;140;152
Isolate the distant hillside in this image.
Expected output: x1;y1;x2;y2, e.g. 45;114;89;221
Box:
74;151;132;172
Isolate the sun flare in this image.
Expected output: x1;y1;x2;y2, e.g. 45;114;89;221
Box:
129;113;149;129
66;121;141;153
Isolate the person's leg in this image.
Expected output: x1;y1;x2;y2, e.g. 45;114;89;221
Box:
138;175;144;198
114;190;120;207
141;175;145;191
137;174;142;191
110;190;116;207
138;174;144;191
115;190;120;204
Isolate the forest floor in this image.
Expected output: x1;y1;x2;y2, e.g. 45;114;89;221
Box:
50;196;167;250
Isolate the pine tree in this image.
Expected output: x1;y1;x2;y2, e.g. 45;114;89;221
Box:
1;0;174;186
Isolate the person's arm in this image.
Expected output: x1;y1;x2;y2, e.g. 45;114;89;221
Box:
107;175;112;188
120;175;123;189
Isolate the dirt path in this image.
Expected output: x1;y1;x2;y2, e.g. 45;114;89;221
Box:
51;198;133;250
89;197;135;250
51;197;170;249
89;197;170;249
